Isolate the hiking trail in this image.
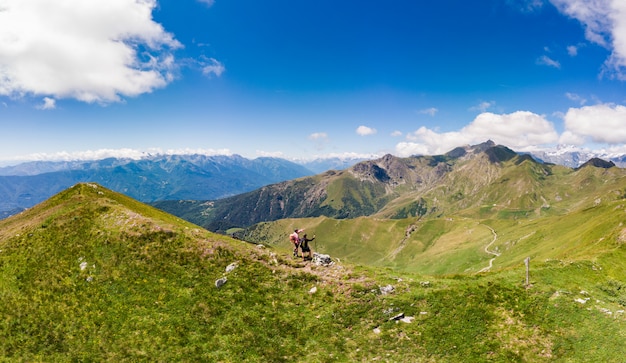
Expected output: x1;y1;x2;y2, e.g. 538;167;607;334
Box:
477;224;500;273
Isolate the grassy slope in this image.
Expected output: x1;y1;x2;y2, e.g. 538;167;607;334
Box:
1;184;626;362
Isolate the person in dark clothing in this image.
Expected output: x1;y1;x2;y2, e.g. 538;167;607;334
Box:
299;234;315;260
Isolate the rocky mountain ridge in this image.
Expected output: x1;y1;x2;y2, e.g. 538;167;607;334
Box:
154;140;625;233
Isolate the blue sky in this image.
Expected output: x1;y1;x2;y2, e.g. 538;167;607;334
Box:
1;0;625;165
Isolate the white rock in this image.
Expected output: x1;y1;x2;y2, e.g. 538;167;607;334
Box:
225;262;238;273
215;277;228;288
389;313;405;321
380;285;395;295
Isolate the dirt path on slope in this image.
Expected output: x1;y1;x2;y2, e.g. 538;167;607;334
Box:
477;224;500;273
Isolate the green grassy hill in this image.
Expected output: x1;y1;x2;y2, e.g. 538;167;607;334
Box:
3;183;625;361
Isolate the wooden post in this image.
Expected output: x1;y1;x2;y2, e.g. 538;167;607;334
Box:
524;257;530;286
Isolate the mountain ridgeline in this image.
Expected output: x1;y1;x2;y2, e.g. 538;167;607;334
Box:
154;141;625;233
0;154;314;216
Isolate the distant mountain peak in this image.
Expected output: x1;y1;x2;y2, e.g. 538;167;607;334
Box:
577;157;616;170
483;144;518;163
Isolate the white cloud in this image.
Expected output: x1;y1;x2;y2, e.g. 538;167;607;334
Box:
536;55;561;68
160;147;233;156
550;0;626;79
561;103;626;144
565;92;587;105
567;45;578;56
397;111;559;156
197;0;215;7
309;132;328;140
507;0;545;13
201;58;225;78
6;147;233;163
417;107;438;116
391;130;403;137
36;97;56;110
469;101;495;113
0;0;181;104
256;150;284;158
356;125;377;136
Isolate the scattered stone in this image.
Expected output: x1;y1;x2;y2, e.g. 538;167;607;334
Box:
373;327;381;334
309;286;317;294
383;308;395;315
86;276;93;282
574;298;590;304
312;252;333;266
599;308;612;315
420;311;428;315
420;281;431;287
380;285;395;295
256;244;265;249
225;262;238;273
389;313;405;321
400;316;415;323
215;277;228;288
79;261;88;271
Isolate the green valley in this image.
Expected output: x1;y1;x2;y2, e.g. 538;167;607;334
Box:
1;181;625;361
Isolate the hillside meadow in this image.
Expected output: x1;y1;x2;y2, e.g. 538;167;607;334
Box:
1;184;624;361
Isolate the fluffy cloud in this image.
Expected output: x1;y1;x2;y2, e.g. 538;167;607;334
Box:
560;104;626;144
469;101;495;112
565;92;587;105
356;125;377;136
9;147;233;163
550;0;626;79
536;55;561;68
201;58;225;78
256;150;284;158
396;111;559;156
0;0;181;103
309;132;328;140
417;107;438;116
36;97;56;110
507;0;545;13
197;0;215;7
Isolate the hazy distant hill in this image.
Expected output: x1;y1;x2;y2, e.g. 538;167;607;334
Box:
0;154;314;217
299;156;370;173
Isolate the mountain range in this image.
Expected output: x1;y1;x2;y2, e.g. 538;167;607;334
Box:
0;154;316;217
152;141;624;233
1;143;625;220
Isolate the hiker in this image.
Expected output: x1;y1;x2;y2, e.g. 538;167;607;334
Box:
299;234;315;260
289;229;304;257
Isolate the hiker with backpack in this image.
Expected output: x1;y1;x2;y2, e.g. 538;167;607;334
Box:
299;234;315;260
289;229;304;257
